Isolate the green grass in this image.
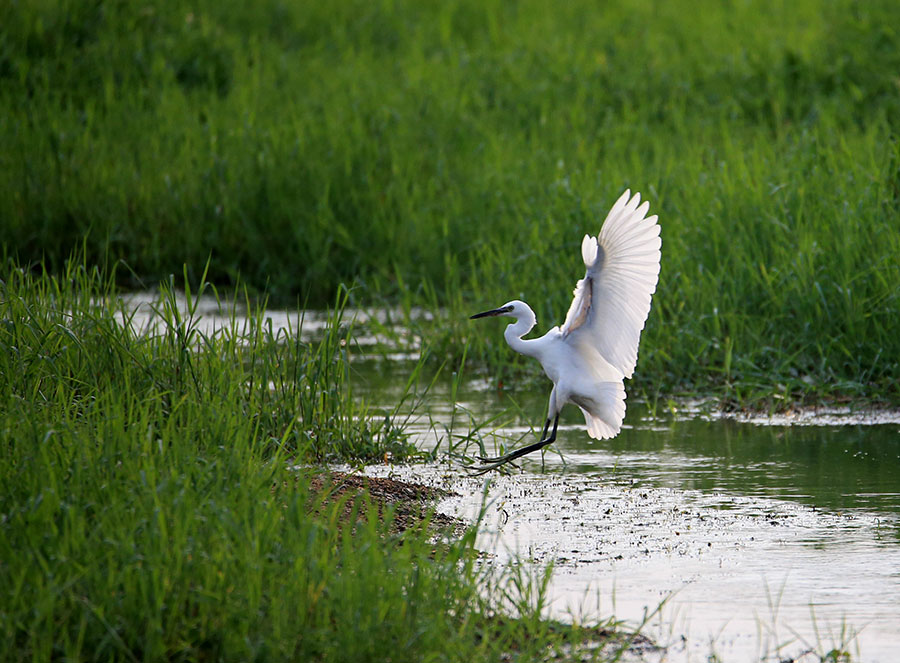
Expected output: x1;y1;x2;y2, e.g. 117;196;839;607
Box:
6;4;893;654
0;262;639;661
2;0;899;402
0;259;416;464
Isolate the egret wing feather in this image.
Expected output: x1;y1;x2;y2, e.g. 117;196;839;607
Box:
561;190;661;379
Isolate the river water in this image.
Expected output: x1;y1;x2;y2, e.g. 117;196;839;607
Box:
354;359;900;663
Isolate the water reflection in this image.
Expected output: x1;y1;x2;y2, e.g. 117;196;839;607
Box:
564;414;900;518
355;358;900;519
355;360;900;661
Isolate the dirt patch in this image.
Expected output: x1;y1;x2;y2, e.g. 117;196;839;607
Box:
307;470;464;535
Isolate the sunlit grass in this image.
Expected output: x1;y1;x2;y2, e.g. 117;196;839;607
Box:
0;260;415;464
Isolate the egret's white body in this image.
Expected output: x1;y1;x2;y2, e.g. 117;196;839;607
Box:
470;189;661;473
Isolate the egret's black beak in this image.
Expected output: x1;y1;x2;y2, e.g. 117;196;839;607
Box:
470;305;513;320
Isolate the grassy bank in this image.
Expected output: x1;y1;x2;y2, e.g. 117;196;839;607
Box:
2;0;899;404
0;264;638;661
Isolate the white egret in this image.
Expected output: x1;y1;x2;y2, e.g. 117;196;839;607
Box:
469;190;661;475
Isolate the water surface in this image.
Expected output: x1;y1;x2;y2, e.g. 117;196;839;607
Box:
356;360;900;663
120;295;900;661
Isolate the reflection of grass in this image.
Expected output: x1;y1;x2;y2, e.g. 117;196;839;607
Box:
3;1;899;403
1;261;648;660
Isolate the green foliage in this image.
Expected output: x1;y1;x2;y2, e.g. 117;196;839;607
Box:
2;0;899;404
0;260;413;463
0;261;620;661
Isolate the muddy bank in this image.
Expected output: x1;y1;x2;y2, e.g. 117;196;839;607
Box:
303;471;462;534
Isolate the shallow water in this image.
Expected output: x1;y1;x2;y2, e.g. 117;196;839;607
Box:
354;360;900;663
114;291;430;357
120;295;899;661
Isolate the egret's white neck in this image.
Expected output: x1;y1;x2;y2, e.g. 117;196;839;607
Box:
503;305;540;358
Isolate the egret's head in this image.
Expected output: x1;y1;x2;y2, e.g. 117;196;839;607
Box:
470;300;527;320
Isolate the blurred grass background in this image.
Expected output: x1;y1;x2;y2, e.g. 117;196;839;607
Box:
2;0;899;403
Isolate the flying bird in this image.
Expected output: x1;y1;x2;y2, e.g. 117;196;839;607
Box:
469;190;661;475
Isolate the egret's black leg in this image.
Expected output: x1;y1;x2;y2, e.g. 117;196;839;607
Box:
470;415;560;476
478;418;551;463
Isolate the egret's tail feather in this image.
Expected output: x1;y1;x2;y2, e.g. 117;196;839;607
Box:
573;381;626;440
580;408;620;439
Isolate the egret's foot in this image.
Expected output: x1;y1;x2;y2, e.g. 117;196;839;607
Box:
468;460;508;477
468;438;555;476
468;458;518;477
469;415;560;476
477;452;511;463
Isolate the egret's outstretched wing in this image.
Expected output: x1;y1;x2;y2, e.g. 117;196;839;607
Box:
560;190;661;378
